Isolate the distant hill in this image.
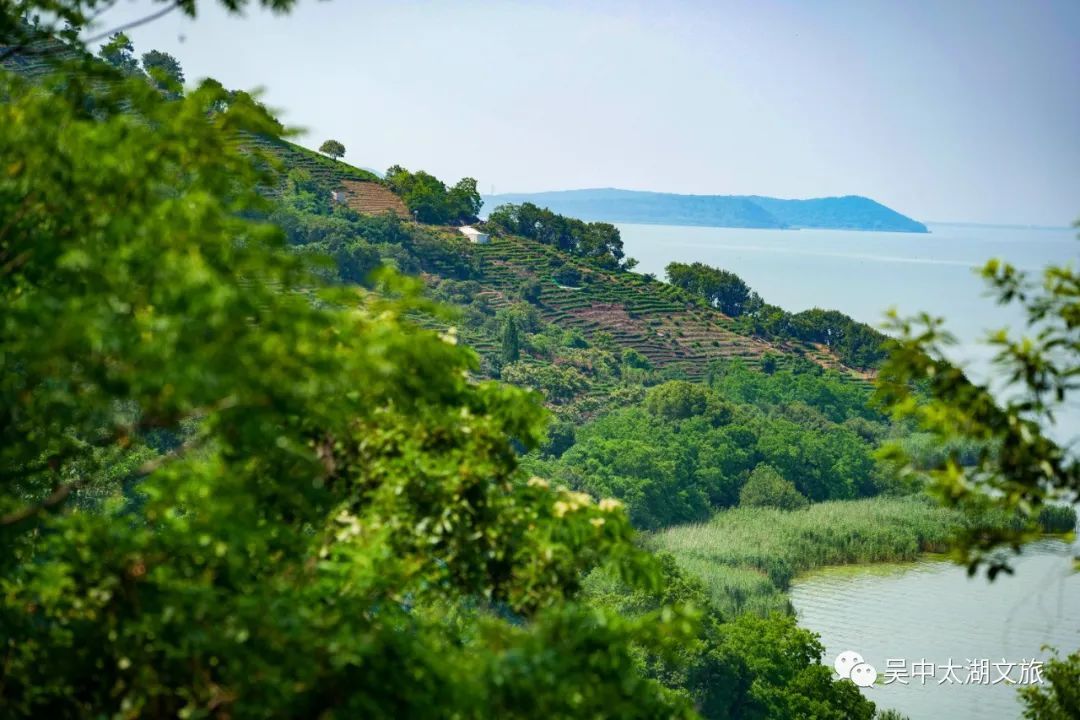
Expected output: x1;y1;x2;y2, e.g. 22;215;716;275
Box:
483;188;929;233
742;195;929;232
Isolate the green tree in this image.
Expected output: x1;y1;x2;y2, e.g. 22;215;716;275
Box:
666;261;752;317
0;6;696;717
585;556;878;720
646;380;711;421
739;464;810;511
760;352;780;374
386;165;449;223
501;314;521;363
876;253;1079;575
622;347;653;371
447;176;483;223
487;202;631;270
384;166;480;225
98;31;140;74
520;278;543;304
500;362;590;404
1020;650;1080;720
141;49;184;94
319;138;346;161
553;265;583;287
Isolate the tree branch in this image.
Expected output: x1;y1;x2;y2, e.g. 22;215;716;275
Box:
82;2;182;45
0;481;78;526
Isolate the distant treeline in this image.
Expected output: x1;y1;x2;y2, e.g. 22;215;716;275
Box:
524;361;896;530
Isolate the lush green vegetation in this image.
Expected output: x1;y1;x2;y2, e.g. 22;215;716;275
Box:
0;7;897;719
385;164;482;224
585;556;876;719
666;261;753;316
318;137;346;160
0;15;693;717
486;201;636;271
739;463;809;510
664;260;889;369
1020;648;1080;719
523;361;894;529
1037;504;1078;533
269;167;481;284
5;5;1075;717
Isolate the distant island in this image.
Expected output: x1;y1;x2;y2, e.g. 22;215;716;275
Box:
482;188;929;233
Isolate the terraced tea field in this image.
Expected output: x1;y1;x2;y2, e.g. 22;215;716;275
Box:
465;234;870;385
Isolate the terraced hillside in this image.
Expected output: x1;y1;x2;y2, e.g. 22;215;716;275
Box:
237;138;874;386
457;233;867;383
340;179;410;218
246;134;381;190
1;36;868;390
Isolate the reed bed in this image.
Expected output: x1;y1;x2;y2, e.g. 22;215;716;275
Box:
650;497;970;617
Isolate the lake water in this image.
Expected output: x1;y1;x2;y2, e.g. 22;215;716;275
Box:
618;222;1080;719
789;539;1080;720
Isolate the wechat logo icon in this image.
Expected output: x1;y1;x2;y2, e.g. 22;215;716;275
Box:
835;650;878;688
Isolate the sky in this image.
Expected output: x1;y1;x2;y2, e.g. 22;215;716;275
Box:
98;0;1080;226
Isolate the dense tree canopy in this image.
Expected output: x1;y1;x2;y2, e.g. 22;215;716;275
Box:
385;165;482;225
0;11;698;717
525;367;888;529
98;32;140;74
739;464;810;511
787;308;889;369
666;261;753;317
487;202;634;271
662;261;888;369
141;48;184;94
586;555;876;720
0;4;957;718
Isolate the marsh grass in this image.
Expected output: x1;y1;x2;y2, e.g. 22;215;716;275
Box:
650;497;974;617
1037;504;1078;533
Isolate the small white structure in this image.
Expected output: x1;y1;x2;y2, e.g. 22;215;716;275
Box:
458;226;490;244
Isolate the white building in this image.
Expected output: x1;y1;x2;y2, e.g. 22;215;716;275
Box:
458;226;490;244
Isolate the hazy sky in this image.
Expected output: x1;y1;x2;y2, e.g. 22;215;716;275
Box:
102;0;1079;226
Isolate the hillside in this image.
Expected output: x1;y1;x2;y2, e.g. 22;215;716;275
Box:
485;188;784;229
484;187;929;233
236;137;878;416
0;35;878;418
745;194;930;232
0;24;877;403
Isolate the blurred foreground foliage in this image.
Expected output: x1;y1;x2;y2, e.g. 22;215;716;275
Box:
0;7;694;717
875;252;1079;576
0;3;883;719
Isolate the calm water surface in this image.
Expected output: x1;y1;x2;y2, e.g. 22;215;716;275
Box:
789;540;1079;720
618;222;1080;719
